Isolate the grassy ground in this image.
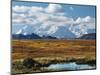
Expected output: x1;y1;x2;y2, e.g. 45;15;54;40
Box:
12;39;96;74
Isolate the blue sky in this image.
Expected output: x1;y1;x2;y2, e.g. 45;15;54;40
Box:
12;1;96;19
12;1;96;37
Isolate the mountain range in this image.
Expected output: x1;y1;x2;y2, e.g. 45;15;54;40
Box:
12;32;96;40
12;25;96;39
12;33;57;39
78;33;96;40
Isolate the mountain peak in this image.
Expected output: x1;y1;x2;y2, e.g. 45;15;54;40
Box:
13;24;95;39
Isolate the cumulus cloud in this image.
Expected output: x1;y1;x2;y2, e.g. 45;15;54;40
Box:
12;6;30;13
12;4;95;37
12;4;73;26
12;5;44;13
45;4;63;13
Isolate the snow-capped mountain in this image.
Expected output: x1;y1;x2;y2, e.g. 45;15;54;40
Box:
69;24;96;37
12;25;34;35
12;24;95;39
51;26;76;38
12;3;96;39
16;26;28;35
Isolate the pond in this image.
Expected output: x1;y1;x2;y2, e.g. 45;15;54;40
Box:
43;62;95;71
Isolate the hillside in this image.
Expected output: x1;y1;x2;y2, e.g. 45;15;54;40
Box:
79;33;96;40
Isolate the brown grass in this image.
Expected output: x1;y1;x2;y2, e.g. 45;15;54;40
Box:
12;39;96;62
12;39;96;74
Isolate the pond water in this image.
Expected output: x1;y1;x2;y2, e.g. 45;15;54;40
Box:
44;62;95;71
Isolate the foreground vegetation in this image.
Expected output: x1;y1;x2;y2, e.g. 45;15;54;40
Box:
12;39;96;74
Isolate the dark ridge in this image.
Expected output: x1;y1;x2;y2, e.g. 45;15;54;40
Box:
12;33;57;39
78;33;96;40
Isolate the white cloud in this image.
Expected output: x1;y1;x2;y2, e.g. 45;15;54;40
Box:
12;4;95;37
45;4;63;13
12;12;38;25
12;6;30;13
13;5;44;13
30;6;44;12
12;5;73;26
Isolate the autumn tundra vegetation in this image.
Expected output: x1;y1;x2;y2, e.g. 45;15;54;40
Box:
12;39;96;74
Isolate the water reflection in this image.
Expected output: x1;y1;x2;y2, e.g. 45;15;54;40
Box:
45;62;95;71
